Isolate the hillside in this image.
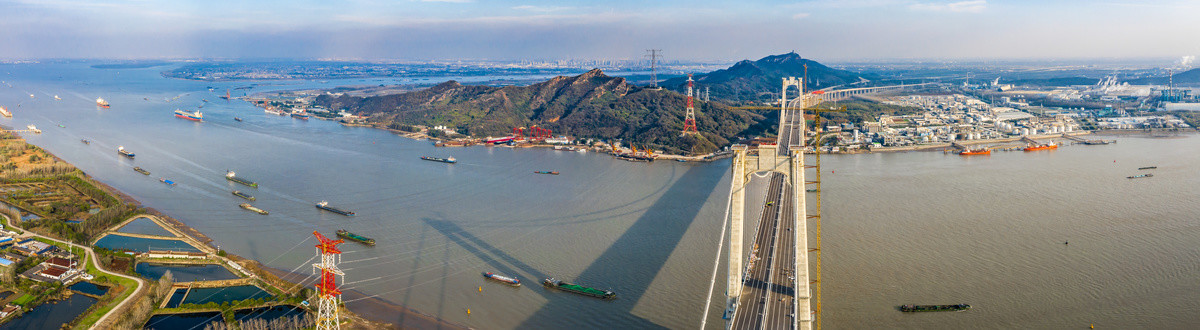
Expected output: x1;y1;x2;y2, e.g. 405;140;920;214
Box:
1128;68;1200;85
661;52;865;103
312;69;764;155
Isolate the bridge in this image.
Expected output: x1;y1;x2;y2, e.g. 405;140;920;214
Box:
814;83;936;102
720;77;817;330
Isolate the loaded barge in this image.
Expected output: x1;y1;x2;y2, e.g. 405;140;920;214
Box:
225;171;258;188
239;203;269;215
232;190;255;201
898;304;971;313
133;167;150;175
1128;173;1153;179
421;156;456;164
336;229;375;246
483;272;521;286
542;278;615;299
534;171;559;175
316;201;355;216
117;146;135;159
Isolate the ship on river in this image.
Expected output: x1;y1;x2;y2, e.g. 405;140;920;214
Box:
542;278;615;299
174;109;203;121
421;156;456;164
316;201;355;216
117;146;135;158
96;98;110;108
133;167;150;175
232;190;255;201
483;272;521;286
239;203;268;215
899;304;971;312
336;229;374;246
225;171;258;188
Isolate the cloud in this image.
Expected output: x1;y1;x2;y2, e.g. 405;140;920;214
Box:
512;5;573;12
909;0;987;13
792;13;811;19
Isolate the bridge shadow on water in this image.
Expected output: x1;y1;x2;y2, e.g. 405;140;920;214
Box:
426;164;726;329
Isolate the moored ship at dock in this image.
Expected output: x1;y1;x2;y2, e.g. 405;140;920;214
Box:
483;272;521;286
225;171;258;188
316;201;356;216
959;148;990;156
239;203;268;215
542;278;615;299
336;229;375;246
1023;143;1058;152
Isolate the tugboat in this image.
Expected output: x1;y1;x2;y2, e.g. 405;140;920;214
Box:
542;278;615;299
239;203;269;215
117;146;135;158
1127;173;1153;179
159;178;175;186
225;171;258;188
316;201;356;216
133;167;150;175
534;171;560;175
336;229;375;246
232;190;255;201
483;272;521;286
421;156;457;164
959;148;990;156
898;304;971;312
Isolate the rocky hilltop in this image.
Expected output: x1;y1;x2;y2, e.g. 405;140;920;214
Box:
662;52;865;102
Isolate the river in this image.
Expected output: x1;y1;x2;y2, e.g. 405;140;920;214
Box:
1;62;1198;328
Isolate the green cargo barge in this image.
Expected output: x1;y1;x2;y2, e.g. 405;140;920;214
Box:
225;171;258;188
337;229;375;246
542;278;615;299
232;190;255;201
898;304;970;312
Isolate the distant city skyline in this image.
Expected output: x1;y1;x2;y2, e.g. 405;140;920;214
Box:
2;0;1199;62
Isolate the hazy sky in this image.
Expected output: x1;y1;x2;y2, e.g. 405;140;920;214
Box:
2;0;1198;61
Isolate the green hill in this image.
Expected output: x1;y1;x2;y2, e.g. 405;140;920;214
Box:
662;52;865;102
313;69;764;155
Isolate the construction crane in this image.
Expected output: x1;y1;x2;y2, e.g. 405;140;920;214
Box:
801;105;846;330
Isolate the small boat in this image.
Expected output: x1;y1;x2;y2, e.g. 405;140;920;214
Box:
239;203;269;215
53;95;61;100
898;304;971;313
133;167;150;175
233;117;243;122
159;178;175;186
534;171;560;175
421;156;457;164
117;146;135;158
1138;166;1157;170
959;148;990;156
57;124;65;128
483;272;521;286
232;190;255;201
1127;174;1153;179
96;98;110;108
80;139;90;144
0;106;10;117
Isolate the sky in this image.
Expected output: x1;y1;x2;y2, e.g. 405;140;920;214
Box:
1;0;1199;62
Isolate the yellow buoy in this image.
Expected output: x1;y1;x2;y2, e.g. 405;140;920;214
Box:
467;308;471;315
478;286;483;292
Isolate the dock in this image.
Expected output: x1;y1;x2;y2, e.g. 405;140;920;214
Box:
1061;133;1115;145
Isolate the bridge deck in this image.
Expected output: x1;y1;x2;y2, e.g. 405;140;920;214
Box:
732;173;796;329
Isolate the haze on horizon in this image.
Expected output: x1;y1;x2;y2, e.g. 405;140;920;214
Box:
2;0;1198;62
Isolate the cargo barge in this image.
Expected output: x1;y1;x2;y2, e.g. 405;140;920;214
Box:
290;111;310;120
133;167;150;175
232;190;255;201
616;154;655;162
1127;173;1153;179
421;156;456;164
1138;166;1157;170
483;272;521;286
159;178;175;186
534;171;559;175
898;304;971;312
117;146;135;158
174;109;203;121
959;148;990;156
542;278;615;299
316;201;355;216
225;171;258;188
336;229;375;246
1023;143;1058;152
239;203;268;215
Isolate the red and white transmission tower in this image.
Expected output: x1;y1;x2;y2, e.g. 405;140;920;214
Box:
681;73;699;135
313;231;345;330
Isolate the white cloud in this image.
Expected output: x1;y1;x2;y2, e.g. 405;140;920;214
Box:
792;12;811;19
909;0;987;13
513;5;573;12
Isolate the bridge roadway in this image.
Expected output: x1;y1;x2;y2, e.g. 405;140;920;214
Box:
732;173;796;329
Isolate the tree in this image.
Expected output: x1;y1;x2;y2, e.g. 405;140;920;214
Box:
156;270;174;302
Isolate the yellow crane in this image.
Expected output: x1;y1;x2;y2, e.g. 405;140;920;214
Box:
802;105;845;330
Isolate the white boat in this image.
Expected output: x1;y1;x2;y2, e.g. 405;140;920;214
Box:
0;106;10;117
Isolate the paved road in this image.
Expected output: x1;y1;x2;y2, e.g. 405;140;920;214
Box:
731;174;796;329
